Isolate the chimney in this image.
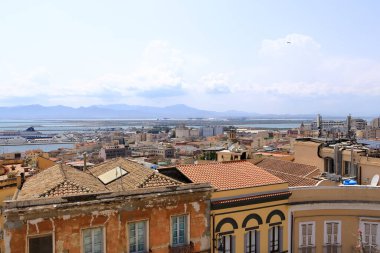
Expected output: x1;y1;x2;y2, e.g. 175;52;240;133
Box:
83;152;87;171
16;172;25;189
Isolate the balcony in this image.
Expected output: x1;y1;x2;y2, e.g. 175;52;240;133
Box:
298;246;316;253
363;245;379;253
323;245;341;253
169;242;194;253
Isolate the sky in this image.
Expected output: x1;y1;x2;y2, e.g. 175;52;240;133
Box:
1;0;380;116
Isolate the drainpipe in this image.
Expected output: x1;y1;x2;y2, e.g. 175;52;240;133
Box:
290;212;294;253
212;213;215;253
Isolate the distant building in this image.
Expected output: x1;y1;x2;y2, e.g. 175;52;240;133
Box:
371;117;380;128
129;144;175;159
175;125;190;138
99;144;127;160
201;127;214;137
176;125;223;138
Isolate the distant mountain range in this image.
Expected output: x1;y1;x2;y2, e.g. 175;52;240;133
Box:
0;104;324;120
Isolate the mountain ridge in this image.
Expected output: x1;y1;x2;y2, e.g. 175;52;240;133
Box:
0;104;329;119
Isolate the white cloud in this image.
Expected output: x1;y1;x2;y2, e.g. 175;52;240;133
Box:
259;33;321;57
2;35;380;112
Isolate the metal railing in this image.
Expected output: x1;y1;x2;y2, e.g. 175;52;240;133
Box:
169;242;194;253
298;246;316;253
323;245;341;253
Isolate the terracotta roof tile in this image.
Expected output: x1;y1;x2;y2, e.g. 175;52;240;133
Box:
88;158;181;191
138;173;180;188
212;191;292;205
176;161;285;190
262;169;319;187
17;164;107;200
255;158;320;179
40;180;93;198
18;158;182;200
254;158;320;187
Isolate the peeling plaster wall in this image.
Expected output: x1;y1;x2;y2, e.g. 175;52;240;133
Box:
4;190;211;253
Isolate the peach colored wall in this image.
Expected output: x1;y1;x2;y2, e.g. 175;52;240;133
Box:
4;191;211;253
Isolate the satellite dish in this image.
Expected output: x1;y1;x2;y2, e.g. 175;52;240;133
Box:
371;174;379;186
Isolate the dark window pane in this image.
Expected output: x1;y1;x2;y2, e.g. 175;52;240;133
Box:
29;235;53;253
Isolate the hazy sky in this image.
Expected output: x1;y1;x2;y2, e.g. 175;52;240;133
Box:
1;0;380;116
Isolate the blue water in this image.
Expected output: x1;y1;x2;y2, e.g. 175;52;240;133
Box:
0;143;75;153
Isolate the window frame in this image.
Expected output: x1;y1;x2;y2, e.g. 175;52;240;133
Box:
127;219;149;253
299;221;316;248
27;232;55;253
81;226;106;253
323;221;341;246
217;232;235;253
269;225;281;253
244;229;258;253
359;218;380;251
170;214;190;247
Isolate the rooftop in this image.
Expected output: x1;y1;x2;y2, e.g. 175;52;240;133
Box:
17;158;181;200
254;158;320;187
17;163;107;200
255;158;320;179
88;157;181;191
176;161;285;191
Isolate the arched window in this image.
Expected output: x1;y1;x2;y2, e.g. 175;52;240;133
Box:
216;218;238;253
266;210;286;253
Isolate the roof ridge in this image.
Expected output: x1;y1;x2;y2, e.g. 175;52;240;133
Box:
178;160;248;167
59;163;67;180
304;168;321;178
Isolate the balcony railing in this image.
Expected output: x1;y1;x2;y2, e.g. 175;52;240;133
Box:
169;242;194;253
298;246;316;253
363;245;380;253
323;245;341;253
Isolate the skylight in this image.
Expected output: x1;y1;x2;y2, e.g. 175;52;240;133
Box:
98;166;128;185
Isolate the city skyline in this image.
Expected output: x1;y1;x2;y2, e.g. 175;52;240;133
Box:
1;1;380;115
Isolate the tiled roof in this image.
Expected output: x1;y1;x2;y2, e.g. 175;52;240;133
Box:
212;191;292;205
40;180;93;198
176;161;285;190
17;164;107;200
261;169;319;187
18;158;181;200
255;158;320;179
254;158;320;187
138;173;180;188
88;158;181;191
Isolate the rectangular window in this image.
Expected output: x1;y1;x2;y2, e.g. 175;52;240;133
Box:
129;221;147;253
171;215;188;246
245;230;259;253
269;226;281;253
363;222;378;253
83;227;104;253
29;234;53;253
344;161;350;176
218;234;234;253
299;222;315;253
324;221;341;253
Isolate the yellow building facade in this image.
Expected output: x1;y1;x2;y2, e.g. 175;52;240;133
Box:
290;186;380;253
211;183;290;253
164;161;292;253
